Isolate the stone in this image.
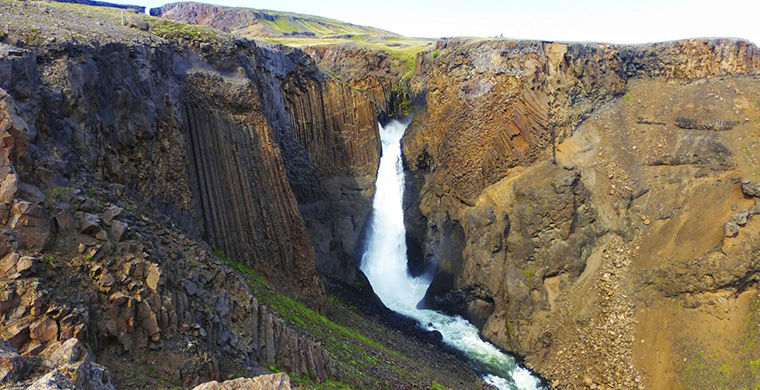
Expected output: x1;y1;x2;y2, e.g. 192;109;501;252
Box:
102;205;123;224
137;300;160;338
0;338;29;383
79;214;101;235
48;338;115;390
0;252;19;275
95;230;108;241
725;221;739;237
27;369;75;390
751;200;760;216
731;209;750;226
18;182;46;204
741;179;760;198
109;292;129;306
54;210;73;231
30;318;58;343
192;373;292;390
8;202;50;251
110;220;127;241
0;171;17;203
99;272;115;288
145;264;160;292
5;321;30;349
16;255;35;273
184;280;198;296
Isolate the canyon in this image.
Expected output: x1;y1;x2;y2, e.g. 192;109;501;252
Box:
0;1;759;389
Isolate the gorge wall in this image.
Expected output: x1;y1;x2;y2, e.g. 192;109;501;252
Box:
4;1;760;389
402;38;760;389
0;2;391;388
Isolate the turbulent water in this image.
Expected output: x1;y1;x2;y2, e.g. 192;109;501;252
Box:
360;120;543;390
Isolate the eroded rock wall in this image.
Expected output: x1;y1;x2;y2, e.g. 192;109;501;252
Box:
0;6;384;387
403;38;760;389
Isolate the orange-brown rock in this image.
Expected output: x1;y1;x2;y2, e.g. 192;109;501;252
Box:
404;38;760;389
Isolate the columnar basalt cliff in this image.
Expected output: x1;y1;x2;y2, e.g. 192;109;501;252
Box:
402;38;760;389
0;2;405;388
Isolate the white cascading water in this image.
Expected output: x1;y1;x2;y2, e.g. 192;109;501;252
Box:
361;120;543;390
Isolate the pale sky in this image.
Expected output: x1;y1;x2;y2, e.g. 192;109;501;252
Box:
125;0;760;45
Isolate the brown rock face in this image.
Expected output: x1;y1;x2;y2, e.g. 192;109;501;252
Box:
0;4;384;387
403;39;627;205
282;76;379;179
403;37;760;389
303;44;408;114
182;71;323;309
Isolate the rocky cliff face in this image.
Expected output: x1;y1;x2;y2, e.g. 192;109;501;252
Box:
403;37;760;389
0;1;390;388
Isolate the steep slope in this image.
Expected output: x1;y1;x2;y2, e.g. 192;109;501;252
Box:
402;37;760;389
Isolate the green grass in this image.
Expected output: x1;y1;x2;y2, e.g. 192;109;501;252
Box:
149;18;220;41
215;248;410;387
263;16;300;33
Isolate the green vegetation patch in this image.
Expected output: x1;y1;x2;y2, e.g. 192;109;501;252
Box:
149;18;220;41
217;248;414;388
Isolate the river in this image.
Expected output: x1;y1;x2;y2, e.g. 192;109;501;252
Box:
360;120;543;390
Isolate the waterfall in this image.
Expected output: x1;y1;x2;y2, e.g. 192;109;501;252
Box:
360;120;543;390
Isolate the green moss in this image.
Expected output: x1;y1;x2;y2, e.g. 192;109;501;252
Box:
521;268;536;284
432;49;440;58
430;381;447;390
624;92;632;101
506;319;515;335
217;249;409;386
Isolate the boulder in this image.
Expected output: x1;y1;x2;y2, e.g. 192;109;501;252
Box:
724;221;739;237
79;214;101;235
4;321;30;349
192;373;292;390
0;252;19;275
8;202;50;251
54;210;73;231
742;179;760;198
16;255;36;274
102;205;123;224
30;318;58;343
0;170;17;203
27;369;75;390
0;338;30;383
47;338;115;390
731;209;750;226
110;220;128;241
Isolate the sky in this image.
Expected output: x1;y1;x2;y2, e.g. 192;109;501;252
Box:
124;0;760;45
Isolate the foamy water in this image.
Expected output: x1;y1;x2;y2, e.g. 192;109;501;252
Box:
360;120;543;390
